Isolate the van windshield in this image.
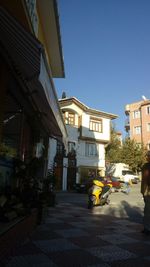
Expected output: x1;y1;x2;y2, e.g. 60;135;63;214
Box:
122;170;134;175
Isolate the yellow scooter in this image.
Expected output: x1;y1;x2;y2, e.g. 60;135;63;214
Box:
88;179;112;209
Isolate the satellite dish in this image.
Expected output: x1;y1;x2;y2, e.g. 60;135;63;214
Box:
142;95;147;101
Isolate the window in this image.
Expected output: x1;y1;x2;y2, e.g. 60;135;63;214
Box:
147;123;150;132
68;113;75;125
89;117;102;132
147;106;150;115
64;112;75;125
122;170;134;175
134;126;141;135
85;143;98;157
133;110;140;119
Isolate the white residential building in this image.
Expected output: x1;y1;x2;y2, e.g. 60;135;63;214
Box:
59;97;117;190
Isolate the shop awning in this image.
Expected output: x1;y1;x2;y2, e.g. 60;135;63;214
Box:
0;7;67;143
0;7;42;81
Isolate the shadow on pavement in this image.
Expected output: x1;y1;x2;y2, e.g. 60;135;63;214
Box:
91;200;143;224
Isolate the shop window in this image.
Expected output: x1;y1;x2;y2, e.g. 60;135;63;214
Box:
1;92;23;158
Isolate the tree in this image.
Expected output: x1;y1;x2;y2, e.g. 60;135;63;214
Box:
120;138;146;172
105;124;122;163
105;124;147;173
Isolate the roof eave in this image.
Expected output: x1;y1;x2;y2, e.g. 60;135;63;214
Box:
59;97;118;119
37;0;65;78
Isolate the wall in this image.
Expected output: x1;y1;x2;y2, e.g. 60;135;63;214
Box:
81;113;110;141
66;125;79;143
141;105;150;146
62;103;83;116
61;104;110;142
129;102;142;142
77;142;105;168
48;138;57;170
128;101;150;147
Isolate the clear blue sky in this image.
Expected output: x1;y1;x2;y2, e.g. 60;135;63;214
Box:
54;0;150;136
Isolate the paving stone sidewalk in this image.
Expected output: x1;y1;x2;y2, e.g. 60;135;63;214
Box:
4;200;150;267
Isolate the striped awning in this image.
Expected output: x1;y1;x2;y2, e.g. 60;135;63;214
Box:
0;7;42;81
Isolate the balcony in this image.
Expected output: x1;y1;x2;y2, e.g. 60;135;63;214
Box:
125;104;130;115
125;118;130;132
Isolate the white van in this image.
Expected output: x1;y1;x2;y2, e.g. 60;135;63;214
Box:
106;163;139;183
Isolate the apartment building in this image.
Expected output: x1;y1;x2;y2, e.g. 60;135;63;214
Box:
125;99;150;149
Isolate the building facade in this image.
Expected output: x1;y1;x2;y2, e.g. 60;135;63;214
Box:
0;0;67;191
59;97;117;190
125;99;150;149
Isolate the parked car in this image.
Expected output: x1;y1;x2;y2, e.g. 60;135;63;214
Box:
130;176;140;184
74;175;122;194
110;176;121;189
104;176;121;192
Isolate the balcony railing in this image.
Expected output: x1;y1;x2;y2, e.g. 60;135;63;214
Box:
125;118;130;132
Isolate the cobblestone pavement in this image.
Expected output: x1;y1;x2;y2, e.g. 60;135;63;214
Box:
5;184;150;267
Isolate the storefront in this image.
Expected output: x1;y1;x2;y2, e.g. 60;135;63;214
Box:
0;7;67;222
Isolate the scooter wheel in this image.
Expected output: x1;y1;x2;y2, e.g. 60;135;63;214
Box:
106;199;110;205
